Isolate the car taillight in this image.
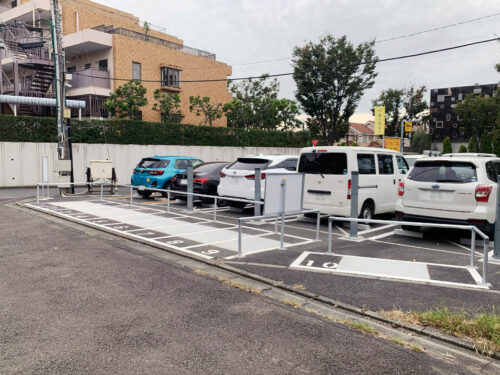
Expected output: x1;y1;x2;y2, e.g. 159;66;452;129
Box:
347;179;351;200
148;170;164;175
133;169;137;173
220;172;226;178
475;185;492;202
398;181;405;196
172;177;177;181
194;177;210;184
245;173;266;180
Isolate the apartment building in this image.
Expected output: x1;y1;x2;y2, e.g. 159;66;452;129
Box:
429;83;499;142
0;0;232;126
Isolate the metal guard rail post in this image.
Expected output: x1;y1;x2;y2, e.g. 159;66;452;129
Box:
237;209;321;258
327;216;491;287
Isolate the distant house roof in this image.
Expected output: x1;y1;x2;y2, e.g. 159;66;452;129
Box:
348;122;374;135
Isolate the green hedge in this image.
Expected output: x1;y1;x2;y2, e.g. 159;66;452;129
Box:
0;115;310;147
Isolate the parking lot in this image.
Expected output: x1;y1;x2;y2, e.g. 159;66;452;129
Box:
25;188;500;315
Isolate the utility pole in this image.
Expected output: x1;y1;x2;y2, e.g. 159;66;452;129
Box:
50;0;72;185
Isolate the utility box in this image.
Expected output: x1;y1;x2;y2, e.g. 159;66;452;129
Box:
89;160;113;180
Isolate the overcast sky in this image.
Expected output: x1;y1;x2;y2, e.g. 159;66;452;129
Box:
95;0;500;115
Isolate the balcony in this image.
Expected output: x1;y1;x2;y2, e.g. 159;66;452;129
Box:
67;68;111;97
0;0;50;24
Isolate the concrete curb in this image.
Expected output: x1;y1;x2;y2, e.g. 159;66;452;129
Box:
19;201;500;360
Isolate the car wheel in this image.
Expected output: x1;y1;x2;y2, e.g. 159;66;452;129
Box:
229;201;246;209
401;225;421;232
359;201;374;221
138;190;152;199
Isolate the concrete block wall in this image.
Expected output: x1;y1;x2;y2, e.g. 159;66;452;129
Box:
0;142;301;187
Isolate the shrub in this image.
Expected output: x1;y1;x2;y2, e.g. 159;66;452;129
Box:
442;136;452;154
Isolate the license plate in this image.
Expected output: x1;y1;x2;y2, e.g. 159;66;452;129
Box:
180;179;187;185
421;190;452;201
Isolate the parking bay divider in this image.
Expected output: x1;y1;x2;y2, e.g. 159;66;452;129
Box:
327;216;492;287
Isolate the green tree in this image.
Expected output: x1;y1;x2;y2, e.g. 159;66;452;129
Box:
454;94;497;150
480;131;493;153
468;136;477;153
458;144;467;153
409;128;431;153
189;96;223;127
372;85;428;136
223;75;301;131
104;80;147;119
494;129;500;156
152;89;183;124
292;35;378;145
371;88;403;136
442;136;452;154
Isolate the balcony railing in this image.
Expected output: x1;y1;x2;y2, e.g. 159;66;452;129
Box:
69;68;111;90
93;25;216;60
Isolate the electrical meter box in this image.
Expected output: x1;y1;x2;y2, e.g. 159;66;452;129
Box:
89;160;113;180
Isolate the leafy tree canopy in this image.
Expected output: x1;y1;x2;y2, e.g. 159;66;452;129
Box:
189;96;223;127
292;35;378;145
409;128;431;153
371;85;428;136
454;94;497;151
104;80;147;119
442;136;452;154
152;89;184;124
223;75;301;131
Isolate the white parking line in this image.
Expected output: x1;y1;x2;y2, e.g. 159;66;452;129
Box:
358;224;397;236
366;230;396;241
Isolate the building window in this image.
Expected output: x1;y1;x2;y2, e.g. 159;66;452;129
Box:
446;114;451;121
452;123;457;128
437;95;445;102
460;127;465;135
132;62;141;81
84;63;91;70
440;105;444;109
161;67;180;88
458;93;463;100
451;104;456;108
457;115;460;121
436;121;443;128
430;101;434;106
10;1;17;8
451;97;455;101
98;59;108;71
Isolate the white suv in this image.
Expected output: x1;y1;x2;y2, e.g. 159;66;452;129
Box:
217;155;298;208
395;153;500;236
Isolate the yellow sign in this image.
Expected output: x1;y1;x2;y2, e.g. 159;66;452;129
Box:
385;137;401;152
63;108;71;119
374;106;385;135
404;121;413;132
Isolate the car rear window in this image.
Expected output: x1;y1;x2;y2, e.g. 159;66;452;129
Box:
298;152;347;175
174;159;203;169
136;158;169;168
228;158;271;171
195;163;229;174
408;161;477;183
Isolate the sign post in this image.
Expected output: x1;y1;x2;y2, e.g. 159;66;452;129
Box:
374;106;385;147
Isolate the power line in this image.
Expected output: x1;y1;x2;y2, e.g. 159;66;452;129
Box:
70;37;499;84
200;10;500;68
62;0;500;70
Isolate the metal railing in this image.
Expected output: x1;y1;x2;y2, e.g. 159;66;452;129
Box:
35;181;263;224
327;216;491;287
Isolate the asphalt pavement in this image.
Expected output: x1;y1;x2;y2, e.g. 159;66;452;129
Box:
0;194;487;374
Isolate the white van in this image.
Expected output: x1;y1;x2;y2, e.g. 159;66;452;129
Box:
298;146;409;218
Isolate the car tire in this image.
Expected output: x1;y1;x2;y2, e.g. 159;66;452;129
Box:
229;201;246;210
359;201;374;221
401;225;421;232
138;190;152;199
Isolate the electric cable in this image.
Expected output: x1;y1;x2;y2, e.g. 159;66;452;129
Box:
69;37;500;84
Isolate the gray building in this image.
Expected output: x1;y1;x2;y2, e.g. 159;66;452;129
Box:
429;83;499;142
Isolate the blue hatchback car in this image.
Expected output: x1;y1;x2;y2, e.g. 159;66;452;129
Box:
131;156;203;198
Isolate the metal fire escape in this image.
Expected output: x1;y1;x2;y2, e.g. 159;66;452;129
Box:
0;22;54;115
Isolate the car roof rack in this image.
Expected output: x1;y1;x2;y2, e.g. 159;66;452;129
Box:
442;153;496;157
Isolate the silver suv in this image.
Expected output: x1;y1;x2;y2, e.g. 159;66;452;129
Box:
395;153;500;237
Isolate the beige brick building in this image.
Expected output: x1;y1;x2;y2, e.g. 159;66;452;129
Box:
0;0;232;126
